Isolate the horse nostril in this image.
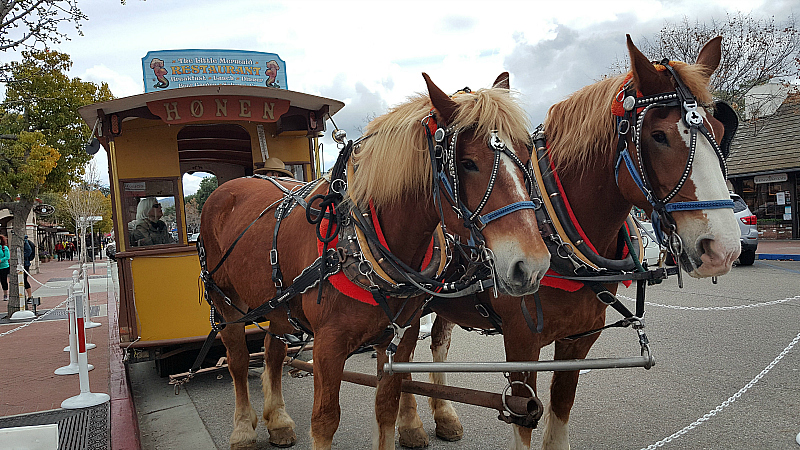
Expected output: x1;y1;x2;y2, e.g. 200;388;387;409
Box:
509;260;531;286
698;237;714;258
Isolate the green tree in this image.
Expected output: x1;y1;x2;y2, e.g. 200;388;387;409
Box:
189;175;218;213
0;49;112;314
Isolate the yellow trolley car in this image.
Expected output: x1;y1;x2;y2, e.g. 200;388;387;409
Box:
79;51;343;374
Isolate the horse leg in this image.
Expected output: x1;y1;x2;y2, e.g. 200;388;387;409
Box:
261;333;296;447
427;315;463;441
396;345;429;448
505;340;541;450
541;336;600;450
309;327;347;450
374;320;420;450
219;322;259;449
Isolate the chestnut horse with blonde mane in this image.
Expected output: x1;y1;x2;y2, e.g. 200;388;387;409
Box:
199;73;550;449
400;36;741;449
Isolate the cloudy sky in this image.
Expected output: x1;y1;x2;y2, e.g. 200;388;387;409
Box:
22;0;797;194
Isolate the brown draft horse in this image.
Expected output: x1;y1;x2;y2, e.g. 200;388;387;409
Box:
400;36;742;449
199;73;550;449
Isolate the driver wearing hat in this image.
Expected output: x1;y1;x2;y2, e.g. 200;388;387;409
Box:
254;157;294;178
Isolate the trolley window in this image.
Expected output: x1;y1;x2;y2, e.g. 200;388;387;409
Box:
120;178;182;249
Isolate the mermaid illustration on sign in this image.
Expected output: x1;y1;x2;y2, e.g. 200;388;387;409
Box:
150;58;169;89
265;60;280;87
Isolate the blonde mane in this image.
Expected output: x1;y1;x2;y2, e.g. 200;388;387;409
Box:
544;61;714;172
349;87;530;210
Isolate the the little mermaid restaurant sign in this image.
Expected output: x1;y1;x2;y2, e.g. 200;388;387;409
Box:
141;49;287;93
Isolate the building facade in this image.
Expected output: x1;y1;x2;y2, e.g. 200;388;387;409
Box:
726;92;800;240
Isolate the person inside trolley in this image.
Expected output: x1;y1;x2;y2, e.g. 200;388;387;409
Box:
130;197;176;247
253;157;293;178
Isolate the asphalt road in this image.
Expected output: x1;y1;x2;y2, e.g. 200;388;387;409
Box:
131;260;800;449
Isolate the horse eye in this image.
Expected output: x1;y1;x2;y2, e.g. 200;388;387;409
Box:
461;159;479;172
652;131;668;144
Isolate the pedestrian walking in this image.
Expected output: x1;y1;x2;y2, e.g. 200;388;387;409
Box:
0;235;10;301
55;241;65;261
22;235;34;301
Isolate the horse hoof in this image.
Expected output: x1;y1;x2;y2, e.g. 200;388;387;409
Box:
268;427;297;448
229;436;257;450
398;426;429;448
435;422;463;442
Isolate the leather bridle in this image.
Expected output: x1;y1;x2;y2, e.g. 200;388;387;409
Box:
613;59;734;255
422;109;539;255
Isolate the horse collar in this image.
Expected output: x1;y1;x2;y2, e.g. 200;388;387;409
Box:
529;131;644;283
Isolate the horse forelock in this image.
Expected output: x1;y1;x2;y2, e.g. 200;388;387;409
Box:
349;88;529;211
544;60;714;174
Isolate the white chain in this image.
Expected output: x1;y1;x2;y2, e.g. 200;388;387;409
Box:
620;294;800;311
21;267;71;289
641;330;800;449
0;296;72;338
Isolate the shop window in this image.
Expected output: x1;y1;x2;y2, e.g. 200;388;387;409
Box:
120;178;181;249
751;181;793;239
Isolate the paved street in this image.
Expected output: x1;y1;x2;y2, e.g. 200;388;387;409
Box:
130;259;800;449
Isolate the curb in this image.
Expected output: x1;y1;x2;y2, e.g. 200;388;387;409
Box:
757;254;800;261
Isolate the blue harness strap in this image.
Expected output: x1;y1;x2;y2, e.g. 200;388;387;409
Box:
477;201;538;228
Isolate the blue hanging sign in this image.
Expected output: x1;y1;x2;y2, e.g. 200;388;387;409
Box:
142;50;287;93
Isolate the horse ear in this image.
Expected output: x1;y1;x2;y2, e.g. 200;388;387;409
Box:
423;72;459;124
493;72;510;89
627;34;667;96
695;36;722;79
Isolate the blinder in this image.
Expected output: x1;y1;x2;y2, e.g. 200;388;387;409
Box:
712;100;739;160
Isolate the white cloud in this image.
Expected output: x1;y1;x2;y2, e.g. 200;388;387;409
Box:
182;173;205;197
81;65;141;98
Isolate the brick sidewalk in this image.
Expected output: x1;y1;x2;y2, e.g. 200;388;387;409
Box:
0;258;111;417
0;255;117;448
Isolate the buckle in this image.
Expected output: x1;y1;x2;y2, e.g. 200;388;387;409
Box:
595;290;617;305
270;249;278;265
475;303;490;318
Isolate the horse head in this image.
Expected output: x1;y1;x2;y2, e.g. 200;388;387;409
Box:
424;72;550;295
617;35;740;278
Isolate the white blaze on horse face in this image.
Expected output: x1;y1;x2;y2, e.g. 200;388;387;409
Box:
485;152;549;296
675;110;740;277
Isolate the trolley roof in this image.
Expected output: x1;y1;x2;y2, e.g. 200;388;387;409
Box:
78;84;345;127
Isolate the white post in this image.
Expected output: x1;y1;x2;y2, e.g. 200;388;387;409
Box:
10;248;35;321
90;222;96;274
82;263;101;329
61;272;109;409
55;274;94;375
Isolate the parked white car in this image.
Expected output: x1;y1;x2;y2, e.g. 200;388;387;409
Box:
637;221;662;267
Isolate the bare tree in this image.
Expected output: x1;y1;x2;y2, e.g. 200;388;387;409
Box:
61;166;106;263
617;13;800;118
0;0;86;51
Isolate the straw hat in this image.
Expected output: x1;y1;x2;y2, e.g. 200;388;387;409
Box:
255;157;293;177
